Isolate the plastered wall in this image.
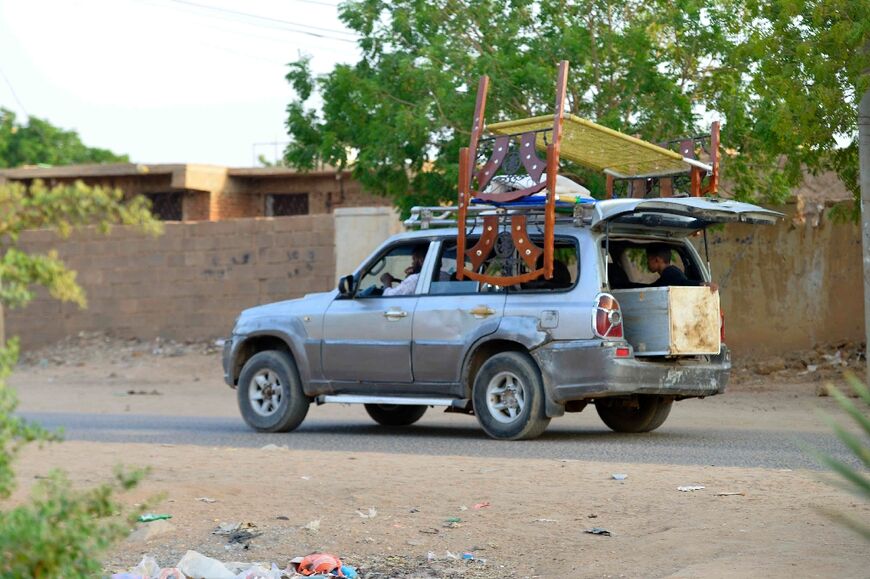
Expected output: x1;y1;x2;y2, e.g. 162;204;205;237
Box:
707;203;863;357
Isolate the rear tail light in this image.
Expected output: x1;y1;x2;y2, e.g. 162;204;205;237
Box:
720;310;726;343
615;347;631;358
594;293;623;339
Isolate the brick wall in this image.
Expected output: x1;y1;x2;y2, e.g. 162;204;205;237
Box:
8;215;336;350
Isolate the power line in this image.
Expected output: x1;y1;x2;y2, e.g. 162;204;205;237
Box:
167;0;358;38
0;65;28;117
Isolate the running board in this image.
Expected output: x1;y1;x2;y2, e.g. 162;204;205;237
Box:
316;395;468;408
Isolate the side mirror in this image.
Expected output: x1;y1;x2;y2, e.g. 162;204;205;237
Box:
338;274;356;298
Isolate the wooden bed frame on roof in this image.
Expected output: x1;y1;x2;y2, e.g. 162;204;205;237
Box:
454;60;720;286
455;61;569;285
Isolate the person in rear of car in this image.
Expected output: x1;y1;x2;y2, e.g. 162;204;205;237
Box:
645;244;718;292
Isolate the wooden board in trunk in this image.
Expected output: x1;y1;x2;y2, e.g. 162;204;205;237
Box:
613;286;721;356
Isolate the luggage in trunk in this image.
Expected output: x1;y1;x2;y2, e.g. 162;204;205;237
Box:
612;286;721;356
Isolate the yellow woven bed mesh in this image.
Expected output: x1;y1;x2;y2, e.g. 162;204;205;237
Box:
487;114;690;178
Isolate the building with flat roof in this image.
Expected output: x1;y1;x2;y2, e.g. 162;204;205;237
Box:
0;163;392;221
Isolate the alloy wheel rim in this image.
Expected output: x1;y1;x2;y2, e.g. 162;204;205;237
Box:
485;371;526;424
249;369;284;417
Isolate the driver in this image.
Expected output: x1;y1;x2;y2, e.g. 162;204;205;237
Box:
380;245;427;296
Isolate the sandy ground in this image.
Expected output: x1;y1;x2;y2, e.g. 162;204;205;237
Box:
6;337;870;578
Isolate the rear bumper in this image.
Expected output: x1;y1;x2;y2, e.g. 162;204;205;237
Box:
532;341;730;403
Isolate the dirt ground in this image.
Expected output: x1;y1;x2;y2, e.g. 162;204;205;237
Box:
7;334;870;578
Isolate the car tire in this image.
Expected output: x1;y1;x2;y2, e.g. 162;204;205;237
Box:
364;404;428;426
595;395;673;433
237;350;309;433
472;351;550;440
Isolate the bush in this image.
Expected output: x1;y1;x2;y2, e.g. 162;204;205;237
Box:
811;372;870;541
0;340;148;578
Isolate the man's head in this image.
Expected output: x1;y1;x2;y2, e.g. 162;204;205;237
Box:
646;244;673;274
410;245;427;273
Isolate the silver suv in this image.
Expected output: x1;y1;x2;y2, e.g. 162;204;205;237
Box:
222;197;779;440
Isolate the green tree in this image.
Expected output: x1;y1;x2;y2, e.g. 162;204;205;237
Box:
284;0;869;213
0;180;159;577
0;108;128;168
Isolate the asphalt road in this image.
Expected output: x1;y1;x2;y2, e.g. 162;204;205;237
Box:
18;408;856;471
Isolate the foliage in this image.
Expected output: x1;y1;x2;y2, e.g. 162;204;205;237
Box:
284;0;869;214
0;339;148;578
0;108;128;168
809;373;870;541
707;0;870;203
0;179;159;577
0;180;160;309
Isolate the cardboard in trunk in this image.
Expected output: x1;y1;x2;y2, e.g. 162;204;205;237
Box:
613;286;721;356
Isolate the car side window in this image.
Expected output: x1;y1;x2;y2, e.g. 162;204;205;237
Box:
356;242;430;298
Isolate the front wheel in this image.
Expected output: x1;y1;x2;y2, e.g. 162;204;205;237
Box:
472;351;550;440
595;395;673;433
364;404;427;426
237;350;309;432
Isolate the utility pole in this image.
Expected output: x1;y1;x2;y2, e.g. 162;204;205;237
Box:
861;83;870;380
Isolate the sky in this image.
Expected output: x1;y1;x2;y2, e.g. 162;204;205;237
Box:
0;0;359;167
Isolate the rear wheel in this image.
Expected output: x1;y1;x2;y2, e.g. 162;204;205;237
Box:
472;351;550;440
595;395;673;433
364;404;428;426
237;350;309;433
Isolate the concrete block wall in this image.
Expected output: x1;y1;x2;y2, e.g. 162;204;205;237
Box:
9;215;336;350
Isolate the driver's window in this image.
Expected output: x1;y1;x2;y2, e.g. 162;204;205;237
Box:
357;243;429;298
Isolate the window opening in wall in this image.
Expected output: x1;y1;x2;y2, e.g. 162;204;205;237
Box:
145;192;183;221
266;193;309;216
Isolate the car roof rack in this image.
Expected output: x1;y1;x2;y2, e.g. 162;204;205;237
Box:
403;204;579;230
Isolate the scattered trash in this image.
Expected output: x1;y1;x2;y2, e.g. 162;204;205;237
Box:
195;497;217;503
356;507;377;519
611;473;628;480
409;507;421;513
534;518;558;523
419;527;440;534
213;521;257;536
445;517;462;523
276;515;290;520
462;553;475;560
587;513;598;518
427;552;437;562
716;491;746;497
472;501;490;509
295;552;344;576
177;550;235;579
302;519;321;533
300;476;311;480
585;527;612;536
227;527;263;545
138;513;172;522
445;551;459;560
459;505;468;511
677;485;706;492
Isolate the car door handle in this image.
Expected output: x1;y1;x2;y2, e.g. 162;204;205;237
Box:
383;309;408;320
469;306;496;318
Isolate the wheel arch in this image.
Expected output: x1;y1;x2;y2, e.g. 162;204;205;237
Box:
461;338;530;399
231;333;295;386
